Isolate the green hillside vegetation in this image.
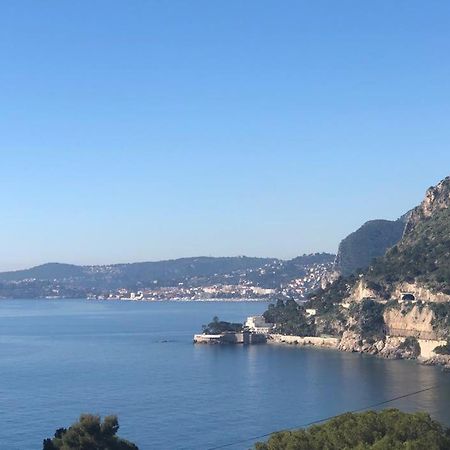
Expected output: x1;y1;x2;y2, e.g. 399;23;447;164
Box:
254;409;450;450
307;275;357;310
202;316;243;334
366;207;450;295
349;299;385;341
0;257;275;285
43;415;138;450
263;299;315;336
434;342;450;355
335;219;406;276
310;186;450;309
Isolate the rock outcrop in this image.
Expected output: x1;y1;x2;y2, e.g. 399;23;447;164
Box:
346;279;379;302
334;219;406;276
404;176;450;235
338;331;420;359
266;176;450;366
383;304;438;340
391;282;450;303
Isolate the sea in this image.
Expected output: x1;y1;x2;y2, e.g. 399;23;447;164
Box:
1;299;450;450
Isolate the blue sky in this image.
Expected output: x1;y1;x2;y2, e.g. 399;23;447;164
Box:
1;1;450;270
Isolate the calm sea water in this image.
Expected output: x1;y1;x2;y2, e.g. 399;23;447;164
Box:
1;299;450;450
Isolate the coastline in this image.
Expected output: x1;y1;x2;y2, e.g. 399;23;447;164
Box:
0;297;271;303
267;333;339;349
267;332;450;369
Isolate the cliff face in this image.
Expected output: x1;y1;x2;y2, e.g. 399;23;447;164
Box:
356;176;450;300
304;175;450;365
347;279;450;303
346;279;379;302
404;176;450;235
391;283;450;303
338;332;421;360
384;305;437;340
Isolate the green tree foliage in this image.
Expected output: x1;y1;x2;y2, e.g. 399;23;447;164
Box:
431;303;450;338
42;414;138;450
202;316;243;334
254;409;450;450
313;179;450;309
433;340;450;355
350;299;385;341
307;275;357;312
367;207;450;295
398;336;421;356
263;299;315;336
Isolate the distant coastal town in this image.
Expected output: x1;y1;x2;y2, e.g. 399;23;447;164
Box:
86;261;329;301
0;255;333;301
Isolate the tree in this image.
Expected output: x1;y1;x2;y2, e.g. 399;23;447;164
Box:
254;409;450;450
263;299;315;336
43;414;138;450
203;316;243;334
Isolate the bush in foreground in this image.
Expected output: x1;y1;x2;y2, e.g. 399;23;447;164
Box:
254;409;450;450
43;414;138;450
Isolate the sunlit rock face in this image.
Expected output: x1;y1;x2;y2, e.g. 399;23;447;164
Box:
404;176;450;235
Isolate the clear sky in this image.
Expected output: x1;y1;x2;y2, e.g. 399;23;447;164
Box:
1;1;450;270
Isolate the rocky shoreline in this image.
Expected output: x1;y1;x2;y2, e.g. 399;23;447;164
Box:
268;331;450;370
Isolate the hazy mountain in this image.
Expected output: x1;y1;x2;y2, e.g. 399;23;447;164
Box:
0;254;335;298
0;257;275;287
334;218;407;276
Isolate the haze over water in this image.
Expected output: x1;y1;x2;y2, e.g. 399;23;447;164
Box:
1;299;449;450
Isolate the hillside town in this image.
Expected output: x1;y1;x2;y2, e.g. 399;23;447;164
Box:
0;256;334;301
86;259;332;301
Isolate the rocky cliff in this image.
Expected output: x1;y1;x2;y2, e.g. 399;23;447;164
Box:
365;177;450;299
404;176;450;235
334;219;406;276
384;304;437;340
304;175;450;365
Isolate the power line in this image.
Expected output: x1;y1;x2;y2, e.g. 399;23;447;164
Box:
205;384;439;450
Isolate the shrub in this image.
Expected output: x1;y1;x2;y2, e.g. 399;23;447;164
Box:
434;341;450;355
202;316;243;334
43;414;138;450
254;409;450;450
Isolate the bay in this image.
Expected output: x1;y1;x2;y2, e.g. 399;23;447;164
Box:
0;299;449;450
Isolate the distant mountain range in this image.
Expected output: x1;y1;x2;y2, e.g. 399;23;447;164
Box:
0;254;335;299
4;177;448;303
0;257;274;286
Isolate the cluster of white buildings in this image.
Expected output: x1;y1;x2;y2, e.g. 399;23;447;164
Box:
280;263;332;299
244;316;274;334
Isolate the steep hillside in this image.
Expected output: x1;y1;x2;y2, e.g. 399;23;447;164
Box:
266;176;450;365
365;176;450;297
316;176;450;303
334;218;406;276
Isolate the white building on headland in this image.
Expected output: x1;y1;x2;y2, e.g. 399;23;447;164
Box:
245;316;273;334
